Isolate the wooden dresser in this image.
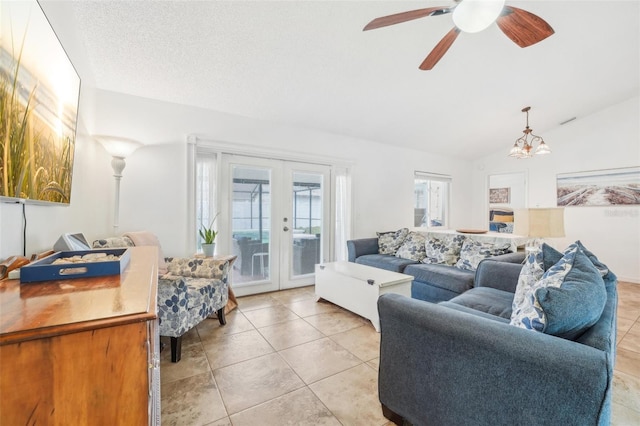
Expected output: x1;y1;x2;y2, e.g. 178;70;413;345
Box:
0;246;160;425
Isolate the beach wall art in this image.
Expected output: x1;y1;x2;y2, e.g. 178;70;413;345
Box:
557;167;640;207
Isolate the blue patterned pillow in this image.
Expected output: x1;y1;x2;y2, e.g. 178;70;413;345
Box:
395;231;427;261
512;249;545;309
422;234;466;265
377;228;409;255
510;243;607;339
454;240;511;271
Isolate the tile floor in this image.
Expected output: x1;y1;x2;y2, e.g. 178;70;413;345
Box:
160;282;640;425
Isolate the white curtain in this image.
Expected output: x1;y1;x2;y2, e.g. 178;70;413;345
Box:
195;152;217;249
334;168;351;261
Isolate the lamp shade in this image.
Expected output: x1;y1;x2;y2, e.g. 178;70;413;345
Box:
514;208;565;238
96;135;143;158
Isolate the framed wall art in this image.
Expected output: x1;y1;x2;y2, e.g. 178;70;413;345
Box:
489;187;510;204
557;167;640;207
1;0;81;205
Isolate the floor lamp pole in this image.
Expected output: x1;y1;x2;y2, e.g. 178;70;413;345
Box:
111;157;127;234
96;135;143;235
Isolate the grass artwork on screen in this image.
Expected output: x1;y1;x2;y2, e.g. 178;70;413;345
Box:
0;0;80;205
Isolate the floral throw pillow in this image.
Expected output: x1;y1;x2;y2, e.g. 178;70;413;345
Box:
92;236;135;249
377;228;409;255
422;234;466;265
454;240;512;271
165;257;227;280
512;249;545;309
395;231;427;261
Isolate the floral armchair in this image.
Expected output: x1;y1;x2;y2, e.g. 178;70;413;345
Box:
92;235;229;362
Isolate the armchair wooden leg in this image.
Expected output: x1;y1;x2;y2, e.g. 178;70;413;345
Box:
217;307;226;325
170;336;182;363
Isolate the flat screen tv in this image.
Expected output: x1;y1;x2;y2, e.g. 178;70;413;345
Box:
0;0;81;205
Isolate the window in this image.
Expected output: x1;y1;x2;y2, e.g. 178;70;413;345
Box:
414;172;451;228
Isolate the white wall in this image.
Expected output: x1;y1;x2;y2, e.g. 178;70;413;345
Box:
472;96;640;282
1;88;473;260
92;89;474;257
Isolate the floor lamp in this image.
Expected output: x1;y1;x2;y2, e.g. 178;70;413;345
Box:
514;208;565;252
96;136;143;233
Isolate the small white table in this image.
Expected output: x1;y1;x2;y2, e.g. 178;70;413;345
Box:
314;261;413;332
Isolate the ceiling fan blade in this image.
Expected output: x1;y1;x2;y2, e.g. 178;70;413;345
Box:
496;6;555;48
419;27;460;70
363;7;452;31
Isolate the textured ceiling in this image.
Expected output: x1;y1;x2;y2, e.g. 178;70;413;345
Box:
39;1;640;159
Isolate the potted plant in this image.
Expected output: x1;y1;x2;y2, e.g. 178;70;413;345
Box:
199;213;219;257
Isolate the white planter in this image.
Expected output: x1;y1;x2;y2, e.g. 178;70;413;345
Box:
202;243;215;257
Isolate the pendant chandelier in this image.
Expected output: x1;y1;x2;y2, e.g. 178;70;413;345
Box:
508;106;551;159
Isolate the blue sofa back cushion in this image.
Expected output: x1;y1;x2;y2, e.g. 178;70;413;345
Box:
537;248;607;339
542;241;609;277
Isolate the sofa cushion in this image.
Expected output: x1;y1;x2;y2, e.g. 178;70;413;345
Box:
355;254;418;273
395;231;427;261
447;287;514;320
422;234;466;266
377;228;409;255
510;243;607;339
439;300;511;323
455;240;512;271
405;263;475;295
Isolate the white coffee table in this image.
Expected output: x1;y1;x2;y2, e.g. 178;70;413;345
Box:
314;261;413;332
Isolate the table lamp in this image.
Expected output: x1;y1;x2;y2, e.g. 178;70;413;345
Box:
514;208;565;253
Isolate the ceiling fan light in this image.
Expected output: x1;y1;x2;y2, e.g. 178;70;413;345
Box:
453;0;506;33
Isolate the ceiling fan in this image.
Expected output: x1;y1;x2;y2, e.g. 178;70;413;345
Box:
363;0;554;70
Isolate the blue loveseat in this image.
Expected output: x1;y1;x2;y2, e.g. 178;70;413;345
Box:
377;252;618;425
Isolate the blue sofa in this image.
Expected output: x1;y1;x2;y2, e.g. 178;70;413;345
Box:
347;237;524;303
377;258;618;426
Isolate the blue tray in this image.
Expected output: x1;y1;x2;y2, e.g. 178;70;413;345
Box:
20;249;131;283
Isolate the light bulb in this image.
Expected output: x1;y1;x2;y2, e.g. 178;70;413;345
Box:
453;0;506;33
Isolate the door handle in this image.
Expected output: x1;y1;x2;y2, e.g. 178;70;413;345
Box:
283;226;289;232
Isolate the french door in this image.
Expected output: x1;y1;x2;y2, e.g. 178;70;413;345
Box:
220;155;331;296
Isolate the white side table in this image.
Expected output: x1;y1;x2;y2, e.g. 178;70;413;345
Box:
315;261;413;332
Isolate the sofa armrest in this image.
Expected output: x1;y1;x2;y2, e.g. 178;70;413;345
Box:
474;259;523;293
346;238;379;262
378;293;611;426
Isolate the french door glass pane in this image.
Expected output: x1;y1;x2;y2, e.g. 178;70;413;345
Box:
231;165;271;283
291;172;322;277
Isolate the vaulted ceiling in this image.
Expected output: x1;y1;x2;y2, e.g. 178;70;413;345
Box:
40;1;640;159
